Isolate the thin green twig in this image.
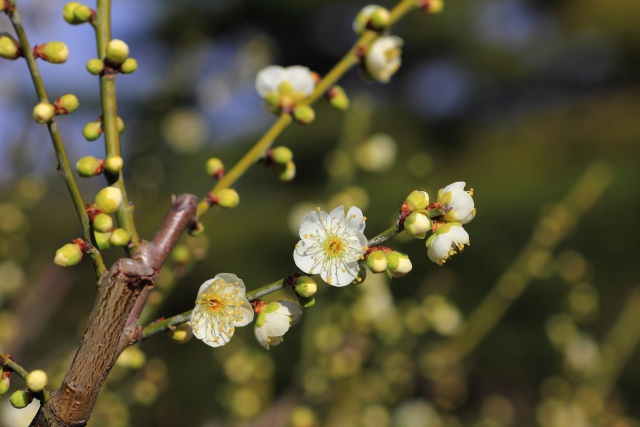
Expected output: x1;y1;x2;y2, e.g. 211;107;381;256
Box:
7;0;106;277
0;352;29;379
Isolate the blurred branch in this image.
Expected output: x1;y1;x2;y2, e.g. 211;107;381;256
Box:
6;0;106;277
94;0;141;250
195;0;420;218
442;162;614;361
0;352;29;379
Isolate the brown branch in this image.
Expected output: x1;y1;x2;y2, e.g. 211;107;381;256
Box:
118;194;198;352
30;259;156;427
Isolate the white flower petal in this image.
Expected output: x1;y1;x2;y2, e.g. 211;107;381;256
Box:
197;278;215;295
294;239;324;274
365;36;403;83
442;181;466;193
276;301;303;322
448;225;470;245
284;66;315;96
255;65;286;97
264;312;291;337
345;206;366;234
254;322;270;349
235;299;255;327
298;210;328;239
427;234;453;264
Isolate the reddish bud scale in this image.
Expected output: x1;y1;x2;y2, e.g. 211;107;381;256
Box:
311;71;321;84
397;201;412;228
206;192;217;206
365;246;392;258
71;238;90;252
211;169;224;179
85;203;105;221
1;1;14;13
251;300;266;313
287;272;303;289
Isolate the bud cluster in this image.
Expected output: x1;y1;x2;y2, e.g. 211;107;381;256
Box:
366;248;413;278
86;39;137;76
266;146;296;182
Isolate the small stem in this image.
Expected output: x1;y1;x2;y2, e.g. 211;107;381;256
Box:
0;352;29;379
94;0;140;249
7;0;106;277
196;0;420;219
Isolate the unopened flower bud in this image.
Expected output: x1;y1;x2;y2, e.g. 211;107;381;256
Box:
0;33;21;60
117;116;125;134
404;211;431;238
54;243;83;267
32;102;55;124
106;39;129;64
94;186;122;213
0;377;10;395
39;390;51;403
120;57;137;74
104;156;123;174
425;0;444;14
168;323;193;344
76;156;104;177
86;58;104;75
189;221;205;236
367;250;388;273
328;85;350;111
263;92;281;110
295;276;317;298
94;231;111;250
110;228;131;246
271;146;293;164
406;190;430;211
10;390;33;409
26;370;48;393
63;2;83;24
83;121;102;141
206;157;224;177
215;188;239;209
297;295;316;309
54;94;79;115
293;105;315;125
353;5;391;34
171;245;191;264
35;41;69;64
273;160;296;182
72;4;92;22
93;213;113;233
386;251;412;277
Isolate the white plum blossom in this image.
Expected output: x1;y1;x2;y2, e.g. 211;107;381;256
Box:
426;223;470;266
365;35;403;83
190;273;254;347
294;206;368;287
254;301;302;349
255;65;315;99
437;181;476;224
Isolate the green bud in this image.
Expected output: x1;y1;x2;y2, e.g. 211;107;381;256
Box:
168;323;193;344
0;33;21;60
117;116;125;134
94;186;123;214
216;188;239;209
189;221;205;237
351;266;367;285
328;85;349;111
82;121;102;141
0;376;10;395
94;231;111;250
93;213;113;233
63;2;83;24
120;57;138;74
406;190;430;211
293;105;315;125
273;160;296;182
10;390;33;409
295;276;317;298
264;92;281;110
206;157;224;177
171;245;191;264
271;146;293;164
297;295;316;309
32;102;55;124
54;243;83;267
353;5;391;34
386;251;412;278
110;228;131;246
76;156;104;177
26;370;48;393
404;211;431;239
39;390;51;403
106;39;129;64
104;156;123;174
36;41;69;64
72;4;92;22
425;0;444;14
54;94;79;115
86;58;104;75
366;250;388;273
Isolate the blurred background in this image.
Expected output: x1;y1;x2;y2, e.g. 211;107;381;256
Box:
1;0;640;426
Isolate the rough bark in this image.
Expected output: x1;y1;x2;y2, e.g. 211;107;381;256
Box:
30;259;155;427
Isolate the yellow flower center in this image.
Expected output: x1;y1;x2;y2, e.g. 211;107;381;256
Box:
200;293;224;312
325;236;345;257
